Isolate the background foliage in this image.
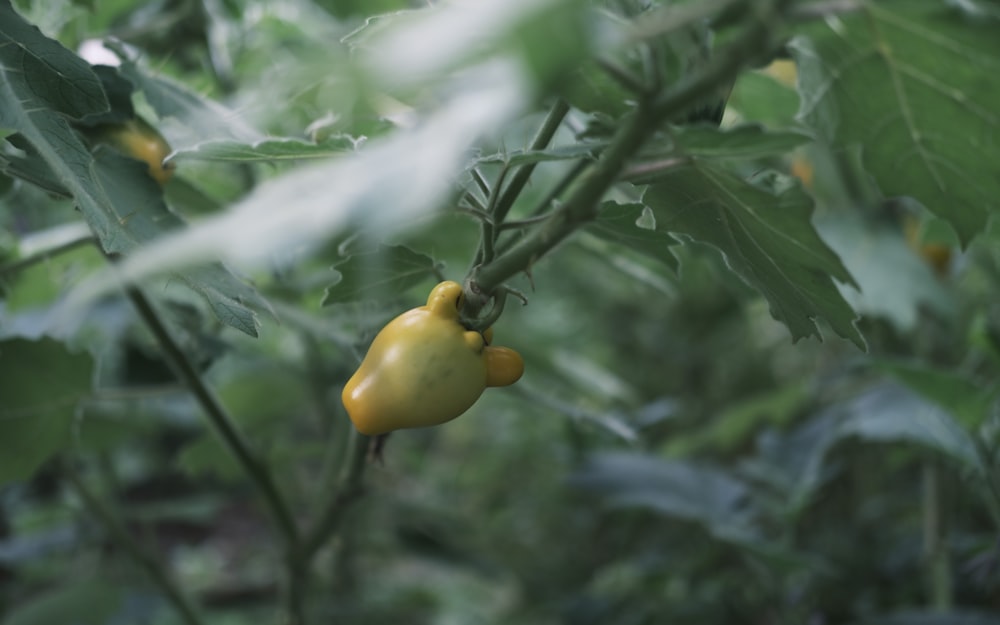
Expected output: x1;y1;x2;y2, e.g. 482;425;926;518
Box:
2;0;1000;624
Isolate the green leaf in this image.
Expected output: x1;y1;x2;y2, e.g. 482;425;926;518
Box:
475;142;603;167
90;148;269;336
116;57;262;145
0;37;262;336
170;135;362;163
571;452;759;543
0;1;107;122
659;124;813;160
875;360;998;428
728;68;801;127
323;245;441;305
0;338;93;485
642;163;864;348
3;579;122;625
587;201;679;272
839;383;981;470
814;211;955;332
793;1;1000;244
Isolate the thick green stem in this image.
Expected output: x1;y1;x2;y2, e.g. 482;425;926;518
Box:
472;102;655;294
299;431;370;561
125;286;300;547
66;469;204;625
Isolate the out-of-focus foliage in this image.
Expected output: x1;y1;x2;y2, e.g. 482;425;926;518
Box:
2;1;1000;624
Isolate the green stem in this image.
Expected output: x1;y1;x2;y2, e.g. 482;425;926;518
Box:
66;469;204;625
124;286;300;547
0;235;95;280
922;460;952;610
472;102;654;295
492;99;571;226
299;431;370;561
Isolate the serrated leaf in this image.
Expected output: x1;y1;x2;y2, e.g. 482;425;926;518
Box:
658;124;813;159
793;1;1000;244
0;338;93;485
0;0;271;334
323;245;440;304
0;1;107;122
170;136;362;163
0;17;268;338
587;201;678;271
643;163;864;348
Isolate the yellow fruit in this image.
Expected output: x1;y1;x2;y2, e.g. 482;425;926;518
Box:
102;118;176;185
342;281;523;436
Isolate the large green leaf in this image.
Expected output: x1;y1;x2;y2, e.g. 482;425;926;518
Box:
793;0;1000;244
0;6;270;336
643;163;864;348
0;1;106;121
0;338;93;485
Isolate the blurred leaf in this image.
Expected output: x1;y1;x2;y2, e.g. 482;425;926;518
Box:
858;611;1000;625
476;143;603;167
171;135;362;163
728;68;800;127
875;360;997;428
815;211;955;331
586;201;679;272
3;579;122;625
323;245;440;305
794;1;1000;244
116;56;263;146
643;163;864;348
666;383;809;456
177;436;242;480
839;383;981;470
661;124;813;160
571;452;758;542
0;338;93;485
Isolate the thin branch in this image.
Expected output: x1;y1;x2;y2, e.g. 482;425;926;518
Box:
471;168;491;197
299;430;370;561
0;234;95;279
66;468;205;625
478;165;510;264
124;286;300;547
491;99;571;227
